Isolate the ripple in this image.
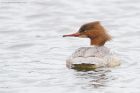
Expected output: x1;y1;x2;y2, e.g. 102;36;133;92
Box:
7;43;35;50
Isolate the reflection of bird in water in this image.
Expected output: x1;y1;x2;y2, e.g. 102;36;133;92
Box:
63;21;121;69
75;69;111;88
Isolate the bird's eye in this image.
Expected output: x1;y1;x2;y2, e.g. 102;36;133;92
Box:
79;28;84;32
78;25;86;32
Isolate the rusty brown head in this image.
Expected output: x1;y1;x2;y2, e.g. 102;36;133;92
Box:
63;21;111;46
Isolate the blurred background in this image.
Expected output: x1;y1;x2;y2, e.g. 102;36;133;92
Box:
0;0;140;93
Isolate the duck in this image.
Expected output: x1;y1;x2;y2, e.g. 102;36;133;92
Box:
63;21;121;70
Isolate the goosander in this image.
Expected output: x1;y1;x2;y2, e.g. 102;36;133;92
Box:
63;21;120;70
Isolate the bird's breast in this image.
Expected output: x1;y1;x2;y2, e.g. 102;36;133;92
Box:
66;46;121;69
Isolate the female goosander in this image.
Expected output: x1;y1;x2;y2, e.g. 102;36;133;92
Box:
63;21;121;70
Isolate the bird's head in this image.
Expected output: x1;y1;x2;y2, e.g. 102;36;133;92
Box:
63;21;111;46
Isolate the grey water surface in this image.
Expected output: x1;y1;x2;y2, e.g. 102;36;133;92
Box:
0;0;140;93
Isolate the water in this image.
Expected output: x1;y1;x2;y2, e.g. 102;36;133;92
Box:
0;0;140;93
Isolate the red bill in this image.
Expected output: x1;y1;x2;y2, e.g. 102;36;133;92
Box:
63;32;80;37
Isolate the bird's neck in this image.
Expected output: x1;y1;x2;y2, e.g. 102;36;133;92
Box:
90;37;105;46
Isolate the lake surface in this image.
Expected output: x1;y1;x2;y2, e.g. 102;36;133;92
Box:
0;0;140;93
